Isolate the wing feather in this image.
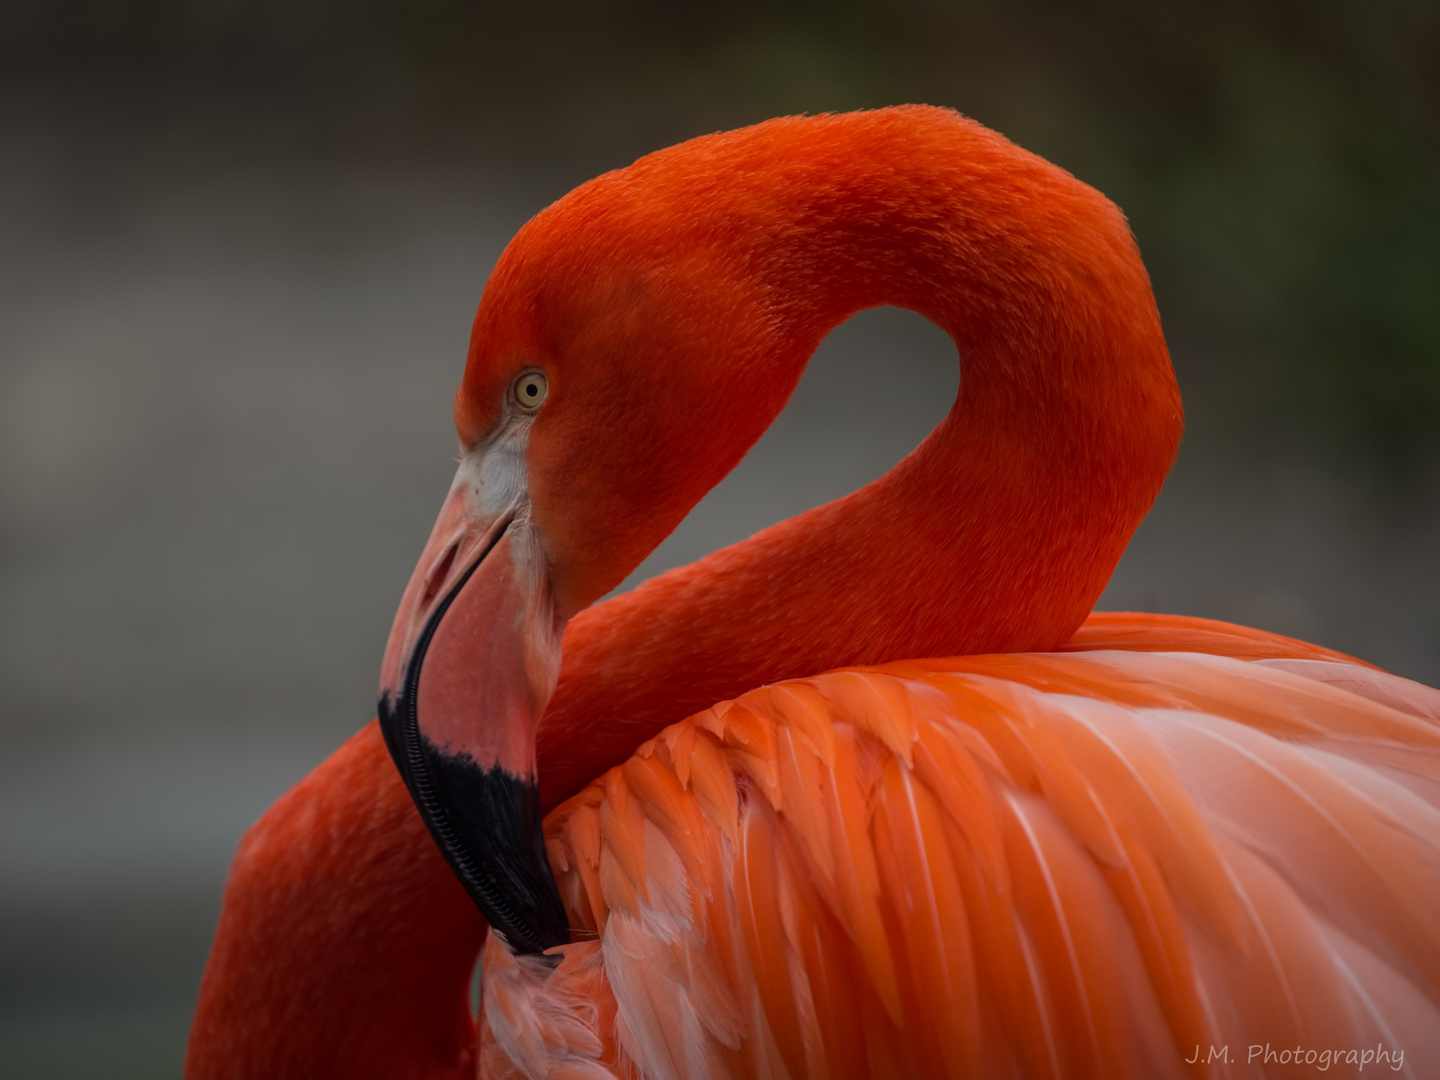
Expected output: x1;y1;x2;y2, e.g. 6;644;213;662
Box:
480;616;1440;1078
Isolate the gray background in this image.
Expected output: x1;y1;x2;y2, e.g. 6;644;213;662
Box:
3;3;1437;1076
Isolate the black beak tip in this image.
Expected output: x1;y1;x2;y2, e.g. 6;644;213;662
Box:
378;689;569;954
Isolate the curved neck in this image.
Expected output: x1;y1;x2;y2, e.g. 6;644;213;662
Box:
538;112;1180;807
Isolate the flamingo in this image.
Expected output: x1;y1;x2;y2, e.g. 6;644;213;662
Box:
187;106;1440;1078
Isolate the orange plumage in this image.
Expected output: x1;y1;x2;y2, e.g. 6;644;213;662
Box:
482;616;1440;1077
187;107;1440;1079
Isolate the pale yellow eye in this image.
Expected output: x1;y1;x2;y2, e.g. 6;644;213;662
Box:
512;370;548;410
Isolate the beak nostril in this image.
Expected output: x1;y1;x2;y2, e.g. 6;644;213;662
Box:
421;543;459;609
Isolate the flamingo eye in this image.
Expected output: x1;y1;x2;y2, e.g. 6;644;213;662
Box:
512;370;548;410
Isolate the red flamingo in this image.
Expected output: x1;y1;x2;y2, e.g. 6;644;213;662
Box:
187;106;1440;1078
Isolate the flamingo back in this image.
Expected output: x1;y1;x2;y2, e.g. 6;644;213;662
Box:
477;614;1440;1079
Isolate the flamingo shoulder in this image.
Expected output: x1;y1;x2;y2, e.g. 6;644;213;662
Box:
480;615;1440;1079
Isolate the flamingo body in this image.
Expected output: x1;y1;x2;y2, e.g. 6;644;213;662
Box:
478;614;1440;1078
186;107;1440;1079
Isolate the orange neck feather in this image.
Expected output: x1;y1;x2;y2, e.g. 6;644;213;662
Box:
537;108;1180;807
187;727;483;1079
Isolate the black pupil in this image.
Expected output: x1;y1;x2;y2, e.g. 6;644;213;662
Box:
525;383;537;397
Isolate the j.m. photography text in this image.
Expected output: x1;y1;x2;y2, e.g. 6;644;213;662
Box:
1186;1043;1406;1072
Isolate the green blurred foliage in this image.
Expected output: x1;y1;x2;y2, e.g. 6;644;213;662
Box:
5;0;1438;475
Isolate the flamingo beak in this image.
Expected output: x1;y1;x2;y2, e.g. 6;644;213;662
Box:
377;455;569;954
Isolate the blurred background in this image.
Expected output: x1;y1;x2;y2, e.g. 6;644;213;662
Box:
2;1;1437;1075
